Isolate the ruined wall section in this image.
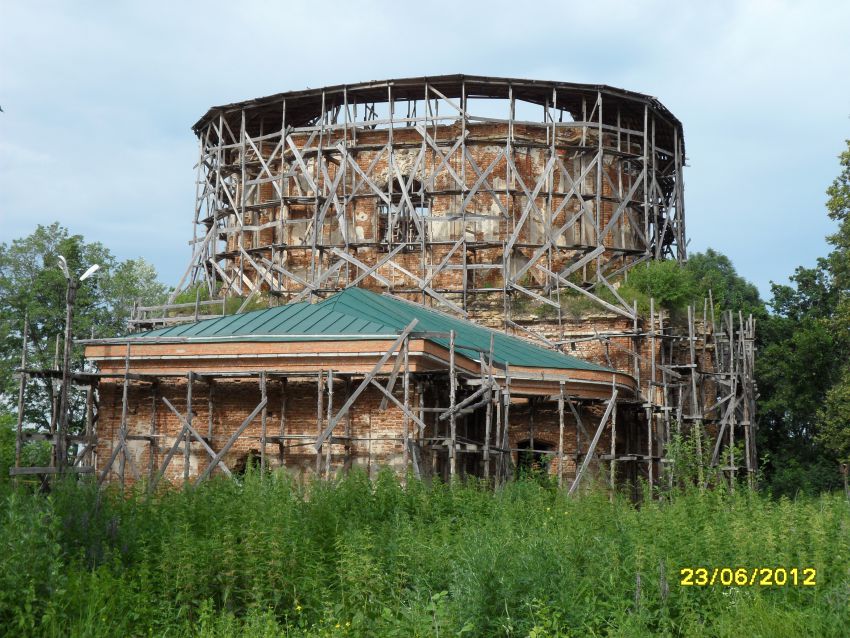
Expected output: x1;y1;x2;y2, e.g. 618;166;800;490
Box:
94;376;596;486
221;122;648;299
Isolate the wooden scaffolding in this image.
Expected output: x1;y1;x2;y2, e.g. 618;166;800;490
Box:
9;76;756;492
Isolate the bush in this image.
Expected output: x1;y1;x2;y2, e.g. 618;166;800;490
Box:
0;473;847;636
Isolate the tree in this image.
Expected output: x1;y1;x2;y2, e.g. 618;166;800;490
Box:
615;247;764;320
755;139;850;493
0;223;167;431
816;140;850;462
685;249;764;319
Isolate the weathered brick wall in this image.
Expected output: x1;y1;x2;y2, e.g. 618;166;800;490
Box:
506;399;645;482
227;121;643;305
97;379;416;485
94;375;629;486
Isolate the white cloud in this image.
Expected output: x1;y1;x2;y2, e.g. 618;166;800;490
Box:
1;0;848;296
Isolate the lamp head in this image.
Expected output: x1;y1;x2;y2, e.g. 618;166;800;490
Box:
57;255;70;280
80;264;100;281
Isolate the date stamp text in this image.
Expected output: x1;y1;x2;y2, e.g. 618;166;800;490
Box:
679;567;816;587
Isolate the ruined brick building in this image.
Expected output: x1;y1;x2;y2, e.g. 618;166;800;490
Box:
12;76;756;492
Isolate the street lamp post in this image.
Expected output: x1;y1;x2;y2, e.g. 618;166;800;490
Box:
56;257;99;471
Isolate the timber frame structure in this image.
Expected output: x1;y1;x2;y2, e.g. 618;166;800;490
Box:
134;74;685;329
10;76;757;493
13;290;756;493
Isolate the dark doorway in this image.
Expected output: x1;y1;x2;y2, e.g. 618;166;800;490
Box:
233;449;262;476
516;440;553;478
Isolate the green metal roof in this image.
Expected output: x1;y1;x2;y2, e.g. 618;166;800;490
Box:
136;288;611;373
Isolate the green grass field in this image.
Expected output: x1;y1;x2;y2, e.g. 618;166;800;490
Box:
1;472;848;637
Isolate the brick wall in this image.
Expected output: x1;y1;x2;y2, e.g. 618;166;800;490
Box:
94;375;636;487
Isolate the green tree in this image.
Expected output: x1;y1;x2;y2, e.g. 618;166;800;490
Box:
0;223;167;431
616;247;764;319
685;248;764;318
756;139;850;493
816;140;850;462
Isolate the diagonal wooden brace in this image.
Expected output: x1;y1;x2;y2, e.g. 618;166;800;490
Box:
195;398;268;485
568;390;618;496
161;397;232;477
149;423;190;491
379;349;406;411
368;379;429;433
438;382;495;421
314;320;418;451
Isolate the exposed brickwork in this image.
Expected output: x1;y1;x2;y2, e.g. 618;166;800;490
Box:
94;375;627;487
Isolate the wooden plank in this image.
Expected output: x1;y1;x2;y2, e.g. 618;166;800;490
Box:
161;397;232;477
195;398;268;484
568;390;618;496
10;466;94;476
314;320;417;451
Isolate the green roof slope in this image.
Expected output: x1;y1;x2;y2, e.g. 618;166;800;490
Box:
136;288;610;373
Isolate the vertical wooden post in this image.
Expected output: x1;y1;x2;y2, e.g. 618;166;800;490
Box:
609;383;617;492
184;372;193;485
484;334;494;482
449;330;457;480
500;365;512;487
14;315;29;479
494;392;502;485
148;384;158;484
344;377;352;472
57;276;79;473
119;344;131;488
325;370;333;478
259;372;267;475
207;380;214;440
688;305;704;486
402;338;410;472
48;334;60;453
316;369;324;475
83;384;93;466
558;382;565;488
728;311;736;491
279;378;287;467
417;381;425;477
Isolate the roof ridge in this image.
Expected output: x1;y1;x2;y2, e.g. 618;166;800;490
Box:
126;287;615;375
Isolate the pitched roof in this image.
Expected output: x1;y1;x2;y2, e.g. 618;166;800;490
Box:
135;288;611;373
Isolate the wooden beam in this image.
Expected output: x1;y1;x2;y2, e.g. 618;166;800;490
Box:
314;320;418;451
161;397;232;477
568;390;618;496
195;398;268;484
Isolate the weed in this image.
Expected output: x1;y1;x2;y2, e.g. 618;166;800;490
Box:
0;473;847;636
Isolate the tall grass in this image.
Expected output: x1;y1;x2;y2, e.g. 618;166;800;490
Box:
0;472;848;637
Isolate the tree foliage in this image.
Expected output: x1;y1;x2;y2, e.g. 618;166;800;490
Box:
0;223;167;428
615;248;763;320
756;139;850;494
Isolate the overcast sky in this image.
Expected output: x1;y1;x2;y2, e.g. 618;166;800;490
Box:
2;0;849;298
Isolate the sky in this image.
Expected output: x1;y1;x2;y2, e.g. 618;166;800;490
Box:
1;0;849;299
